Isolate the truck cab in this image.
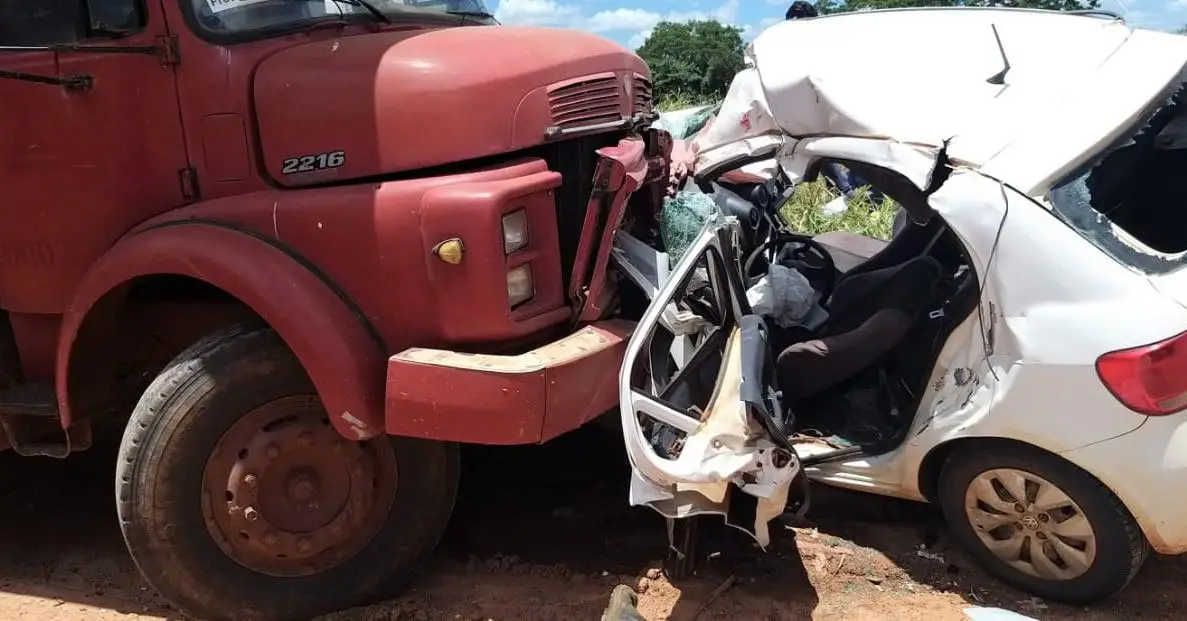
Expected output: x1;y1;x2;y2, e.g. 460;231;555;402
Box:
0;1;667;619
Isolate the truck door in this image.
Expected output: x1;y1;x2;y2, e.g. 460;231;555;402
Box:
0;0;189;316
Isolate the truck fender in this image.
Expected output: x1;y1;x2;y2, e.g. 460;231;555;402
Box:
55;221;386;441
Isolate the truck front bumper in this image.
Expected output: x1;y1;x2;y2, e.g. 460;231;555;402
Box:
384;320;634;444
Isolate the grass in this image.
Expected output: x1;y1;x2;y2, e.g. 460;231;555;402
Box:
779;179;898;241
656;93;714;111
654;94;899;241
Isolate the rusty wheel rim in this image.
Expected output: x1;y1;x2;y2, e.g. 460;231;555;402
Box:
201;395;397;577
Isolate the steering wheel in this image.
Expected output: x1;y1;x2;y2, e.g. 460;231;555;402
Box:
743;233;837;302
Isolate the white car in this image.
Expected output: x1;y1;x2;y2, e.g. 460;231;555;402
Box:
615;7;1187;605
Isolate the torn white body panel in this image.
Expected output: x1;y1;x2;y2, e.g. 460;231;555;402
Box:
617;219;800;547
777;136;941;189
626;328;793;547
687;67;786;183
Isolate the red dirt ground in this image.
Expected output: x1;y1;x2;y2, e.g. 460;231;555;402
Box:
0;424;1181;620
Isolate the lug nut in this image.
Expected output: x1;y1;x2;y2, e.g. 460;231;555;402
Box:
1038;513;1050;523
1014;522;1023;530
1014;503;1025;513
243;506;259;522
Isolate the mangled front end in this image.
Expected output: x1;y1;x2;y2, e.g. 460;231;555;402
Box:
616;217;807;549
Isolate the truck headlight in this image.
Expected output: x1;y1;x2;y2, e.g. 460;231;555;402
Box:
506;264;534;307
502;209;529;255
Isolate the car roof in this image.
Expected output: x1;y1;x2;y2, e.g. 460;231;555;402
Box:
750;8;1187;192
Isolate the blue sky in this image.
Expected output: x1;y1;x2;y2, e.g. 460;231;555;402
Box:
488;0;1187;49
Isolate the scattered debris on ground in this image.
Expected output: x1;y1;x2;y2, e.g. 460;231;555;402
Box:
0;427;1181;620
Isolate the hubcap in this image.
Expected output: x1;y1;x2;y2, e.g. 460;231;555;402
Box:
964;468;1096;581
201;396;397;577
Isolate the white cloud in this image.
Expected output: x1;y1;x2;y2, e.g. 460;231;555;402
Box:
627;28;653;48
495;0;770;50
585;8;660;32
497;0;743;35
493;0;581;27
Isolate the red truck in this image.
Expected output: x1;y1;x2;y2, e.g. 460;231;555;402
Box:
0;1;668;619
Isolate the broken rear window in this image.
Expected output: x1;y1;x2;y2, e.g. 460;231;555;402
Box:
1048;68;1187;274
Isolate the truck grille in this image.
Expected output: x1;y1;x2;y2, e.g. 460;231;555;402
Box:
548;73;621;128
632;75;653;115
538;132;624;291
547;73;653;129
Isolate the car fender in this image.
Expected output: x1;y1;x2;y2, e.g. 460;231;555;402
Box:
56;221;386;441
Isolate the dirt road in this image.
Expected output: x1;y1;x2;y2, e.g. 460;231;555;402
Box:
0;424;1182;620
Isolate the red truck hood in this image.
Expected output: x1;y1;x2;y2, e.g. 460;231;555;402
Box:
253;25;649;186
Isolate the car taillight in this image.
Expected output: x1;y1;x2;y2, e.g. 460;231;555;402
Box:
1096;330;1187;416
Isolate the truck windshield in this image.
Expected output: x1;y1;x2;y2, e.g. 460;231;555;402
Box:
185;0;492;39
1047;67;1187;275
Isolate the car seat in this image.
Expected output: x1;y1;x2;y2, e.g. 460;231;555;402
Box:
774;163;949;404
776;255;943;402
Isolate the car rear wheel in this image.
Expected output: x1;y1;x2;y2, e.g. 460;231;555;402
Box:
116;323;459;621
938;443;1147;604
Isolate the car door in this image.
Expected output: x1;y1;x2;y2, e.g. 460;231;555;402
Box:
614;215;804;548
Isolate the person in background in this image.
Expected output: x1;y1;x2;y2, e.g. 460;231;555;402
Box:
786;0;818;19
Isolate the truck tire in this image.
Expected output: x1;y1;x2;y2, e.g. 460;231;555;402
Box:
938;443;1146;604
116;323;459;621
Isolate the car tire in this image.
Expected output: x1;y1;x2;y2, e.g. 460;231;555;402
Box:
116;322;460;621
938;442;1147;604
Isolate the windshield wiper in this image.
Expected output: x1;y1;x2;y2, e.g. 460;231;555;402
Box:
446;10;499;25
0;38;172;92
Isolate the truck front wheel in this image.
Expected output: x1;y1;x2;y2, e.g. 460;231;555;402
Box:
116;323;459;621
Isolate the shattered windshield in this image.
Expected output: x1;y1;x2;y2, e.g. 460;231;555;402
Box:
1047;67;1187;274
185;0;492;39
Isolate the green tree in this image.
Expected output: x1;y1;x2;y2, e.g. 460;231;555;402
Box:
816;0;1100;12
636;20;746;105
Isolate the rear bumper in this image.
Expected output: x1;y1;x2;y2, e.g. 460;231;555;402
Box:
1063;415;1187;555
385;320;634;445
